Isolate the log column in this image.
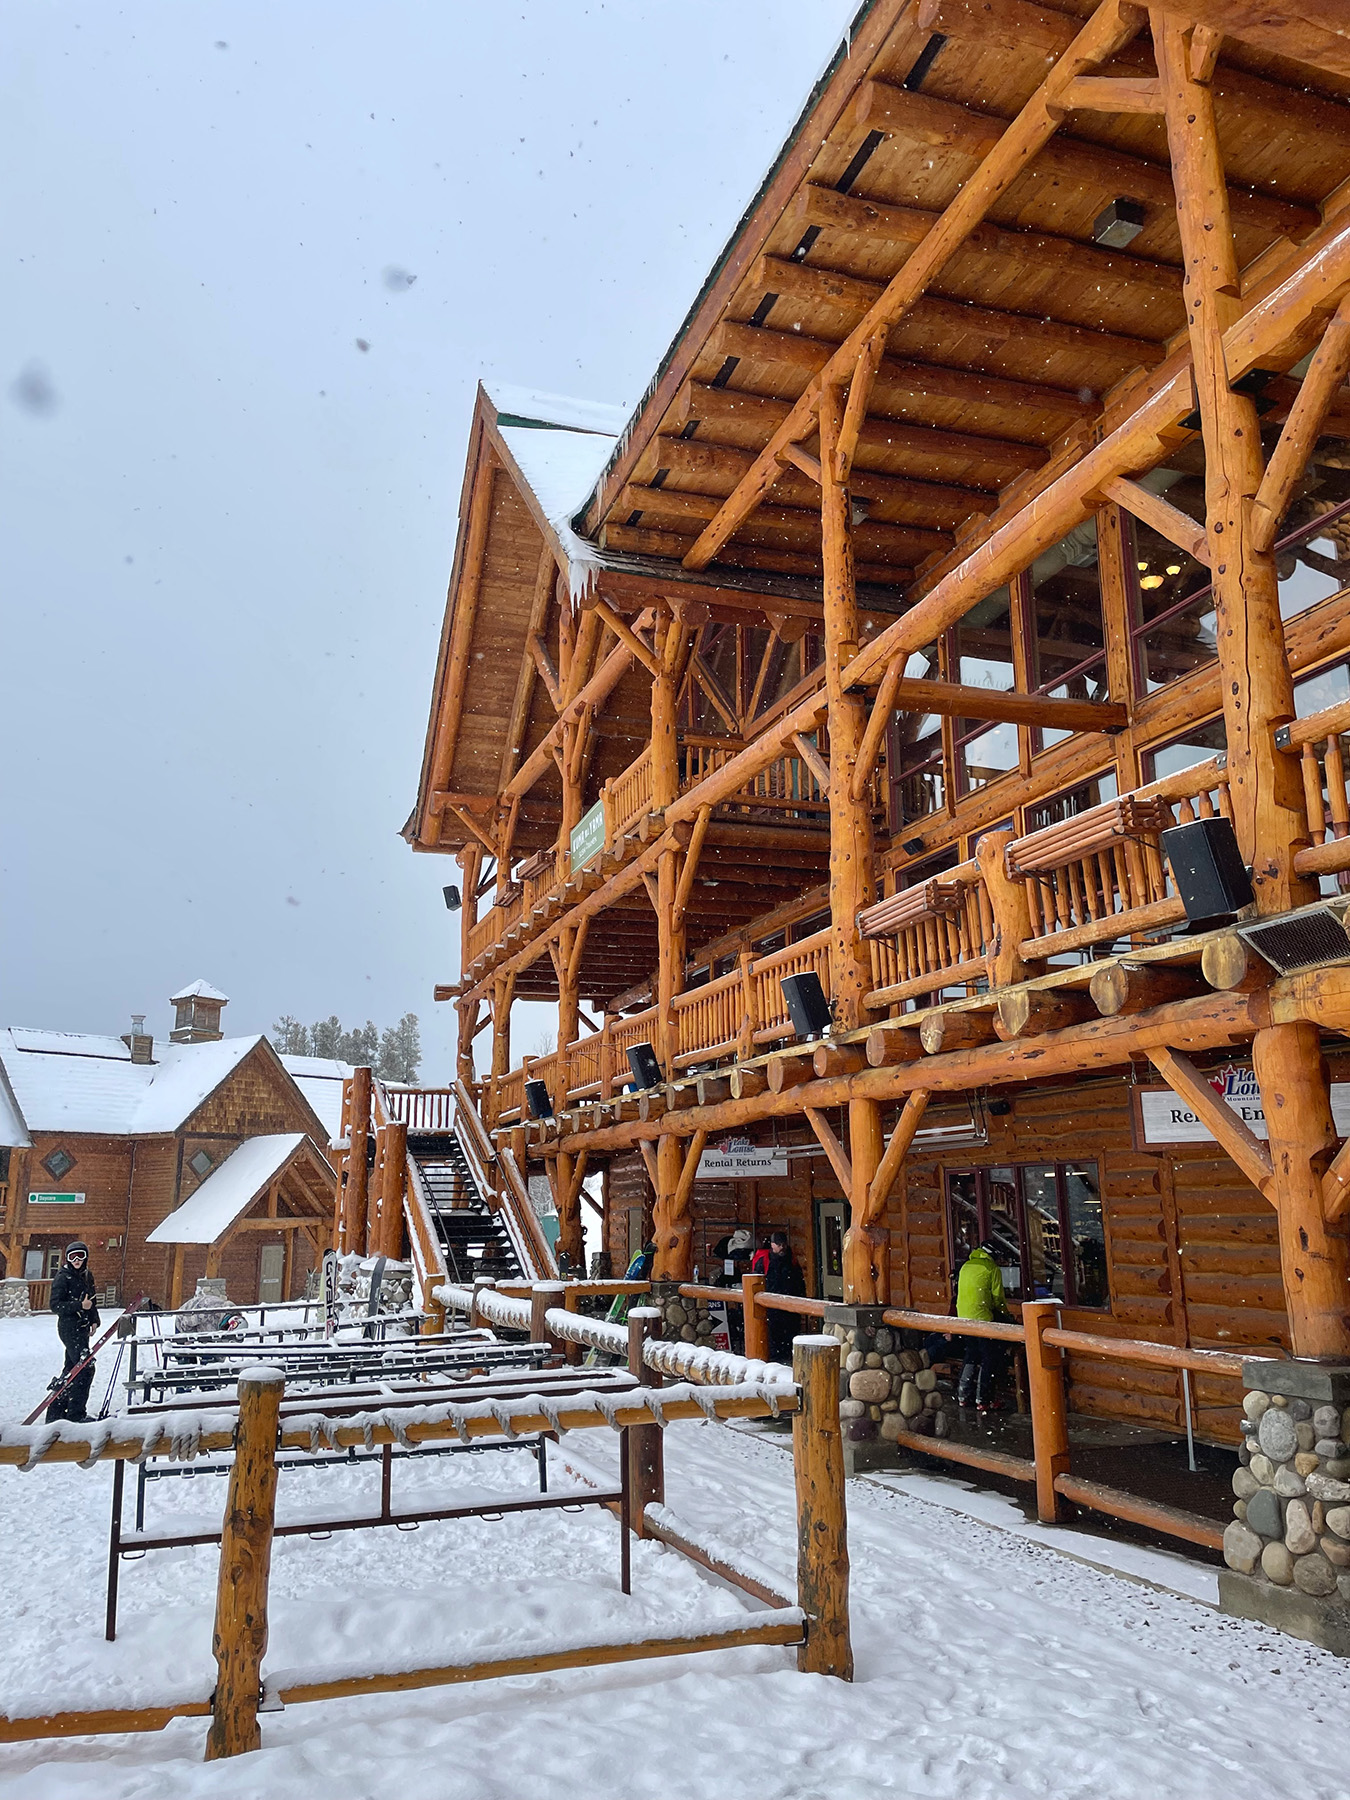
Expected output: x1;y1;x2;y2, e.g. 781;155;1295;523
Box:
842;1096;886;1304
340;1065;372;1258
793;1335;853;1679
488;971;514;1128
819;386;876;1032
204;1368;283;1760
1253;1024;1350;1357
1158;15;1347;1357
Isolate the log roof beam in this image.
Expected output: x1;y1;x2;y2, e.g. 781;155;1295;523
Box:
681;0;1152;574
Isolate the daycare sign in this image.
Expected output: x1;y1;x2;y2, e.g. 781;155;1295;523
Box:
1137;1062;1350;1145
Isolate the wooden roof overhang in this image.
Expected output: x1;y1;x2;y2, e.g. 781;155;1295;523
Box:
579;0;1350;629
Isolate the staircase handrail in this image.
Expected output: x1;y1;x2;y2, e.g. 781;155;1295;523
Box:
403;1151;450;1309
452;1080;557;1280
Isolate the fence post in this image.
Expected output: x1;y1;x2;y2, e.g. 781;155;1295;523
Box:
792;1336;853;1680
626;1306;664;1535
562;1282;582;1364
531;1280;567;1359
742;1271;769;1362
1021;1301;1069;1523
469;1275;495;1330
205;1367;284;1761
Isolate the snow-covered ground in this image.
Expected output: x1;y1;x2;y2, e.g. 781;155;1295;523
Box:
2;1313;1349;1799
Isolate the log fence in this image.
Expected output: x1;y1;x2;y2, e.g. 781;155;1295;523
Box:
449;1274;1240;1553
0;1333;844;1756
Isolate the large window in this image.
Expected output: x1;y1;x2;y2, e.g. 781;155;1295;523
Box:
954;584;1019;792
1131;436;1350;693
886;646;945;827
1030;519;1107;747
946;1161;1107;1308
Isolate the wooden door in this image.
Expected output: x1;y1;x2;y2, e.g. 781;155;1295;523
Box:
258;1244;285;1304
816;1197;846;1301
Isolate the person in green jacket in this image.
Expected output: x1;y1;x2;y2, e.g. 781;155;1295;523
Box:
955;1241;1006;1411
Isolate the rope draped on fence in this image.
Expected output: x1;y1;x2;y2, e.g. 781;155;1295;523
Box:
437;1283;795;1390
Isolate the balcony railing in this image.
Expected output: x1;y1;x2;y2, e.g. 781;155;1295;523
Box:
1280;696;1350;882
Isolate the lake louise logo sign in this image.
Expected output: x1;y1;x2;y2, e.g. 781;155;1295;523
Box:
1136;1063;1350;1146
696;1135;789;1180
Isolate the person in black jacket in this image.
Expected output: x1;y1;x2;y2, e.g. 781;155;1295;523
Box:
761;1230;806;1366
48;1241;100;1422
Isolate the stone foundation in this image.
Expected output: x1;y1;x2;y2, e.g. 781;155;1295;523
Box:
823;1304;951;1471
0;1278;31;1319
653;1282;722;1348
1221;1358;1350;1651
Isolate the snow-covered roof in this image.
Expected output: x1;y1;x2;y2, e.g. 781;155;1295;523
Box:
279;1055;351;1141
170;979;229;1004
486;383;628;438
146;1133;308;1245
0;1057;30;1149
0;1029;271;1137
483;383;622;601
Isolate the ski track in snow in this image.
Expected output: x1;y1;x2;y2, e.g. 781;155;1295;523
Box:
1;1315;1347;1799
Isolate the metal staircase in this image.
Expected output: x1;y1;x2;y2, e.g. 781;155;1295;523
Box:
408;1132;524;1284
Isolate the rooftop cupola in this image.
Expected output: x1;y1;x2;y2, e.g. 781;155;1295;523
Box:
169;979;228;1044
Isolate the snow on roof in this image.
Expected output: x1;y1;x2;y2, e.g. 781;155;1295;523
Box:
0;1057;30;1149
485;382;628;438
279;1055;351;1141
0;1029;261;1137
499;423;618;603
170;979;229;1004
146;1134;307;1245
131;1037;261;1134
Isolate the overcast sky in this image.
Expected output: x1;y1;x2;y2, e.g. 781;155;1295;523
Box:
2;1;859;1077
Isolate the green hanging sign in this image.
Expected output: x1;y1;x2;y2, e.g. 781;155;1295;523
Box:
570;800;606;873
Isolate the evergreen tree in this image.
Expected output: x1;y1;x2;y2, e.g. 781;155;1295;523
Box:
378;1013;421;1083
309;1015;344;1059
272;1015;311;1056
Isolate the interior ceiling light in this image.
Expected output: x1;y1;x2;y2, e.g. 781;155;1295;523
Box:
1166;564;1182;575
1137;560;1149;572
1093;197;1146;248
1141;574;1165;589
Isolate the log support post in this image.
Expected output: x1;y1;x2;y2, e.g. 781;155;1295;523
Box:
530;1280;566;1359
627;1305;665;1535
204;1368;283;1761
1021;1300;1070;1525
377;1120;407;1261
1155;13;1346;1358
792;1335;853;1680
652;1129;705;1282
842;1096;886;1305
469;1275;495;1331
819;385;875;1032
1252;1024;1350;1357
340;1066;372;1257
742;1271;769;1363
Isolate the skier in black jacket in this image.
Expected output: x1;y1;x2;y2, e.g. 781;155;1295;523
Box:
48;1241;100;1422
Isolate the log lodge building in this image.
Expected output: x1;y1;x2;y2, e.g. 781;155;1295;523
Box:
404;0;1350;1472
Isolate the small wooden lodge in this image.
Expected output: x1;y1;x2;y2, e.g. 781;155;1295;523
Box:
0;985;343;1309
399;0;1350;1460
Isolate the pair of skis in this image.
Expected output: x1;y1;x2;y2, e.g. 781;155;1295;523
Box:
25;1300;145;1426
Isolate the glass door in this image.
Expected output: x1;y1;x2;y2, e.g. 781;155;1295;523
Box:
816;1197;846;1301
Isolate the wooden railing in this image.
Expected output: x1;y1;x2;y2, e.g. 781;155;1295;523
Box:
603;745;654;844
1279;698;1350;879
750;930;832;1042
862;859;989;1006
383;1086;456;1132
681;741;830;813
1011;758;1229;959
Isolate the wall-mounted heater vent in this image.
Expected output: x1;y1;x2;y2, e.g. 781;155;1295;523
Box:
1237;906;1350;976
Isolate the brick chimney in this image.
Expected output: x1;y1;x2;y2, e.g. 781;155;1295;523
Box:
169;980;228;1044
122;1013;155;1065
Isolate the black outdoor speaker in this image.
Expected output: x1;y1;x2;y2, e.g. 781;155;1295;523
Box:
442;884;462;911
524;1079;554;1120
1161;816;1255;924
781;971;832;1040
626;1041;664;1090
